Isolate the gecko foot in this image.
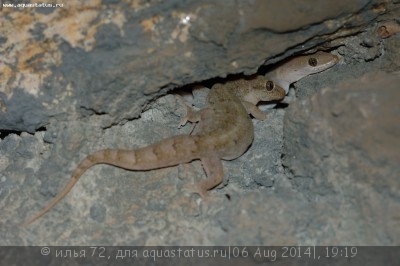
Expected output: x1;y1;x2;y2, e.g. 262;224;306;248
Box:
183;183;210;214
175;95;192;128
183;183;208;200
179;111;190;128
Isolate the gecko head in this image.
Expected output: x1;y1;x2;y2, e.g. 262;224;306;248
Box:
298;51;339;76
249;78;286;104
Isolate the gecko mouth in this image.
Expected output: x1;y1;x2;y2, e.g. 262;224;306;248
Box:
266;97;285;104
272;96;290;107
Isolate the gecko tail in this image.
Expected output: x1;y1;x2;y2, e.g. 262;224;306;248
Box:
22;134;202;226
21;155;99;227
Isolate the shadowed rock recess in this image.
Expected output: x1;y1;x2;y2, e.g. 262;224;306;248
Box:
0;0;399;246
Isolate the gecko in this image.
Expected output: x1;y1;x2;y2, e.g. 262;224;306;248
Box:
22;76;286;226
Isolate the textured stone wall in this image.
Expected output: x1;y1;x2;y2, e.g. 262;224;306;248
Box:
0;0;390;132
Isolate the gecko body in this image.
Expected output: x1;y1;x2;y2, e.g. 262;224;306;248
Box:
23;76;285;226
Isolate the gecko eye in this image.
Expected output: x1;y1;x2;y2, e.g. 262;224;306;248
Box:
265;81;274;91
308;57;318;67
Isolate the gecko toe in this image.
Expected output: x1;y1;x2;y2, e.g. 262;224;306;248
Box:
179;116;189;128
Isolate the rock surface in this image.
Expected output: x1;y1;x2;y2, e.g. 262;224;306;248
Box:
0;0;389;132
0;0;399;249
283;71;400;245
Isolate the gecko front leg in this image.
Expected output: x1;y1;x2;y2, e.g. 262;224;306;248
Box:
176;95;211;135
242;101;268;120
175;95;200;126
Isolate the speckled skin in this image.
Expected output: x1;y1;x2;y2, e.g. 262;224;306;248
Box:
23;76;285;226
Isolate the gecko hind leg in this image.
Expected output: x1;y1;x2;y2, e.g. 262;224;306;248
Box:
184;155;224;200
